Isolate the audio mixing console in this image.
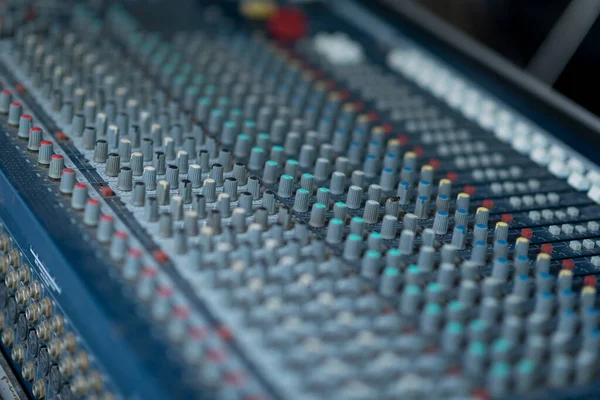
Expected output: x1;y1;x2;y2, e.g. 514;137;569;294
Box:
0;0;600;399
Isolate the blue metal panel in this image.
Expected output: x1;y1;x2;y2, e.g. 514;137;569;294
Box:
0;127;179;399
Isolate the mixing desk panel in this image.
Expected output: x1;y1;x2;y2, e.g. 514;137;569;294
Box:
0;0;600;399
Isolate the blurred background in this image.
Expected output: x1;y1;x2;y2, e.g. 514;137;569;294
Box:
417;0;600;117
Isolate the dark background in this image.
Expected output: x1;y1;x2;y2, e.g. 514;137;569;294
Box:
417;0;600;117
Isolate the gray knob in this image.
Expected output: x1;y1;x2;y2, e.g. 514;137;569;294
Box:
363;200;379;224
203;178;217;203
83;199;101;226
27;127;43;151
380;215;397;239
48;154;65;180
0;90;13;113
109;231;128;261
145;196;159;222
293;189;310;213
71;183;88;210
433;211;449;235
106;153;120;177
93;140;109;163
130;152;143;176
132;182;146;206
398;229;415;254
141;138;154;161
18;114;33;139
277;175;294;198
156;180;170;205
326;218;344;244
475;207;490;226
83;126;97;150
346;185;363;209
7;101;22;126
143;166;157;191
107;124;120;149
117;167;133;191
38;141;53;165
97;214;115;244
166;164;180;188
309;203;327;227
59;168;76;195
451;225;466;249
159;212;173;238
118;138;132;162
188;164;203;188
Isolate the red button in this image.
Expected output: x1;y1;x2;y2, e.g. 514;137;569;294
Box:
446;171;459;182
189;326;207;341
156;285;173;298
396;134;409;146
520;228;533;239
584;275;597;287
501;214;513;224
541;243;553;255
268;7;307;41
473;388;490;400
154;250;169;263
482;199;494;209
173;305;189;319
561;259;575;270
463;185;476;196
141;266;157;278
413;146;424;157
207;348;228;363
101;187;114;197
217;325;234;342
